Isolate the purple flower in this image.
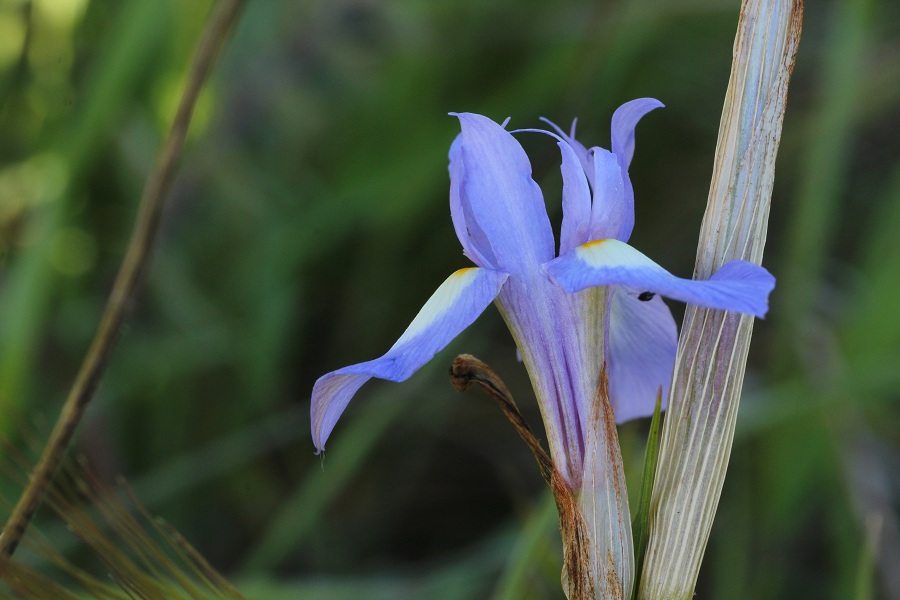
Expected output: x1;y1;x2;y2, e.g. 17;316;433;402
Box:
310;99;775;488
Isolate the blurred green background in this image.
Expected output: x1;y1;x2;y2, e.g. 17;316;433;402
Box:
0;0;898;598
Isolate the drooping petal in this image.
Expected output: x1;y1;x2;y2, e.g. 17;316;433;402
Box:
311;267;508;452
558;140;592;255
545;239;775;318
610;98;664;169
588;148;627;241
449;135;498;268
451;113;555;274
607;287;677;423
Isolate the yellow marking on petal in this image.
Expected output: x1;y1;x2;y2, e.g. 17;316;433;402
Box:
452;267;476;277
575;238;658;269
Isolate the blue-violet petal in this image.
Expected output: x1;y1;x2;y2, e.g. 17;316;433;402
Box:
311;267;508;452
607;287;677;423
546;239;775;318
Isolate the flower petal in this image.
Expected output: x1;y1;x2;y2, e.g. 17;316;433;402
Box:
608;287;677;423
449;135;497;267
558;140;592;255
610;98;664;169
451;113;555;274
588;148;627;241
311;267;508;452
545;239;775;318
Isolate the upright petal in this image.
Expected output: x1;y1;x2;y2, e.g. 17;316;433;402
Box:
610;98;664;169
546;239;775;318
557;140;592;255
610;99;662;241
449;136;498;268
311;267;508;452
588;148;627;241
608;287;678;423
618;175;637;243
451;113;555;274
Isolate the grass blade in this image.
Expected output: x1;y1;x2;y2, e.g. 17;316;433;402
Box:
630;388;662;600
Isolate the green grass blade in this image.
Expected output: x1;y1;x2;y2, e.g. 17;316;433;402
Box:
630;388;663;600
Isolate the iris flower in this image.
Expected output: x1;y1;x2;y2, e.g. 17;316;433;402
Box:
310;99;774;489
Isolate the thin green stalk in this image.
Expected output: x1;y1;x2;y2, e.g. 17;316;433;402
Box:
630;390;663;600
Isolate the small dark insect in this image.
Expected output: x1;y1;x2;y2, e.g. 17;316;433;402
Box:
637;291;655;301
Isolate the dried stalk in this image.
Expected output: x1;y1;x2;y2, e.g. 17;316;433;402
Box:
452;356;627;599
638;0;803;597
